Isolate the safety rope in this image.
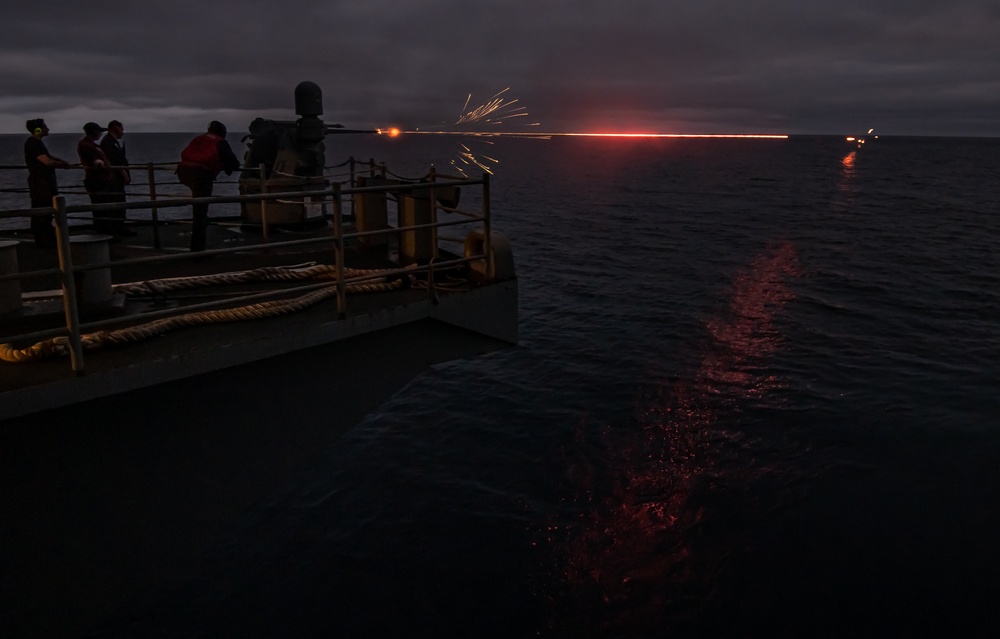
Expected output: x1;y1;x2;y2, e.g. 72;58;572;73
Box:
111;263;408;296
0;263;413;363
412;274;470;293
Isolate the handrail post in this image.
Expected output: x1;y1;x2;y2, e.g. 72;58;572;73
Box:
427;165;438;269
52;196;85;374
427;258;439;303
332;182;346;319
349;156;356;219
368;158;375;178
259;163;270;244
482;172;493;280
146;163;161;249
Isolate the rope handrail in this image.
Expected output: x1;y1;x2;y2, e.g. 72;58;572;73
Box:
2;155;392;173
324;157;354;169
380;167;432;182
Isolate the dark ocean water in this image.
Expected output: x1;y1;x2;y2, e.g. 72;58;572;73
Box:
5;133;1000;637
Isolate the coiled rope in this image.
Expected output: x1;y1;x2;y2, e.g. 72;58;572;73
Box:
1;263;414;363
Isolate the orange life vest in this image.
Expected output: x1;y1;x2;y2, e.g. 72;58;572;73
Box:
179;133;224;174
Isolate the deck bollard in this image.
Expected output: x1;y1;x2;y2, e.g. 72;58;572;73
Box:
354;175;391;257
0;240;21;314
397;188;437;265
69;234;113;308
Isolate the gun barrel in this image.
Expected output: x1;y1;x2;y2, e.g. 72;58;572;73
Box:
326;127;380;134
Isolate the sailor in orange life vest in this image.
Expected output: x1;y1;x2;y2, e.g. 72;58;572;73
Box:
176;121;241;252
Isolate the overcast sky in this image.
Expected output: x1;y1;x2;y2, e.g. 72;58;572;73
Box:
3;0;999;137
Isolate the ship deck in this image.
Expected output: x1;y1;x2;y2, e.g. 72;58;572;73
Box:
0;217;517;421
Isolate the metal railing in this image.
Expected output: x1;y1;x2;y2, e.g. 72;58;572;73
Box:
0;163;494;375
0;156;441;245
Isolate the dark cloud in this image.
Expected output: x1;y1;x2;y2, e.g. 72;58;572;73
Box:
3;0;999;136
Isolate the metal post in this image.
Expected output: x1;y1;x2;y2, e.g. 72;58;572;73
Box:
482;173;493;281
332;183;346;319
349;156;356;219
368;158;375;178
259;163;270;244
427;258;439;304
428;165;438;277
52;196;85;374
147;163;161;249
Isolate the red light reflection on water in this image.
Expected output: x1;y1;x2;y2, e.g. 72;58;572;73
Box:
552;242;800;632
837;151;859;200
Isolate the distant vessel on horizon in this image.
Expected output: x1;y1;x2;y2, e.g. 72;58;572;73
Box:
846;127;877;148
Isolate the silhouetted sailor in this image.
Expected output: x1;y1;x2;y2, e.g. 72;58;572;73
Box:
98;120;134;236
77;122;116;236
23;118;70;248
176;121;241;252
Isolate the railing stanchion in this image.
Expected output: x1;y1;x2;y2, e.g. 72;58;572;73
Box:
259;163;270;244
427;258;438;303
147;163;161;249
349;156;356;219
332;183;346;318
428;165;438;270
52;196;85;374
482;173;493;281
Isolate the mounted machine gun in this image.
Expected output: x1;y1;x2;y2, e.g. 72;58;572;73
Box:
238;81;376;226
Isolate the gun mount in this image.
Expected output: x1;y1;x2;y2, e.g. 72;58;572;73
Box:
238;81;376;227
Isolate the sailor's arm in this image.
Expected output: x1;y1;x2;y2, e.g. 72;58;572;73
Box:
37;153;70;169
218;140;241;175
